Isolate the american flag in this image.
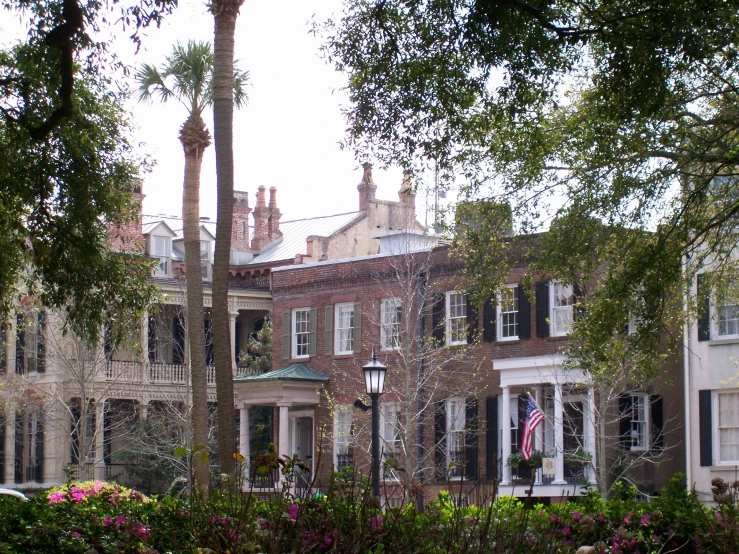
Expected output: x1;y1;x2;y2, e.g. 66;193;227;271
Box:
521;396;545;460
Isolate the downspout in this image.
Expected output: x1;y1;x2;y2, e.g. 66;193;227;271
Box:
683;257;692;489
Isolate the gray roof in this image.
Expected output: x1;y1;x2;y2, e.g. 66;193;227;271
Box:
234;363;330;383
247;212;362;265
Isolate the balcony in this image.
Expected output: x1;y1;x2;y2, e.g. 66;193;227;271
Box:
105;360;145;382
149;363;186;383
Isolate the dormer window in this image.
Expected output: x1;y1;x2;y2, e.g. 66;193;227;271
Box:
200;240;212;280
152;236;170;276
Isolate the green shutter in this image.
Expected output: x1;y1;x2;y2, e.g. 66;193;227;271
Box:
353;302;362;354
309;308;317;357
325;306;334;356
282;311;290;360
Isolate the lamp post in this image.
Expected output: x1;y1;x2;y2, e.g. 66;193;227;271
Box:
363;350;387;497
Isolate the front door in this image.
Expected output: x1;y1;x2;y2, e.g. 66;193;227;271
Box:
294;416;313;488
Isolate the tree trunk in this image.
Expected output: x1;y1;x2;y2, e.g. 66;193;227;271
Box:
212;2;241;477
180;114;211;496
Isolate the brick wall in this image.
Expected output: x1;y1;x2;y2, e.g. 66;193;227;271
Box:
108;189;144;252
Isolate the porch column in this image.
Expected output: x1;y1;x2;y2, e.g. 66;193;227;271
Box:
94;399;105;481
534;386;543;485
230;313;238;371
139;402;149;420
553;384;566;485
278;404;290;461
139;311;148;360
500;386;512;485
239;405;250;486
585;387;597;484
4;404;15;484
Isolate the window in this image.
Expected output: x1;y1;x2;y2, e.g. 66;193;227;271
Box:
380;298;401;350
629;393;650;451
292;309;310;358
334;406;354;469
447;398;466;478
719;391;739;463
717;296;739;337
380;402;401;469
497;286;519;340
446;292;467;345
334;303;355;354
200;241;211;279
152;236;170;276
510;396;520;453
550;281;575;336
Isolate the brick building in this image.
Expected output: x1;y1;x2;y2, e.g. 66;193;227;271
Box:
234;231;685;503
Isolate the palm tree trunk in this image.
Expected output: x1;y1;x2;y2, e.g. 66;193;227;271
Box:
180;114;211;496
212;2;242;477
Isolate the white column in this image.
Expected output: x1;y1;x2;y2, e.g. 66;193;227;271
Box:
553;384;566;485
585;387;597;484
94;400;105;481
534;387;543;484
500;386;512;485
139;311;148;360
278;405;290;461
139;402;149;420
5;310;15;373
4;404;15;484
230;313;238;371
239;405;250;487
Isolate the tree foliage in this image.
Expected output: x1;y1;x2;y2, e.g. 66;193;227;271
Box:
321;0;739;373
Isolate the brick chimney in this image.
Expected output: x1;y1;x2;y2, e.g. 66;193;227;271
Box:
268;186;282;241
398;170;416;214
231;190;251;252
357;162;377;211
251;185;270;251
108;179;144;252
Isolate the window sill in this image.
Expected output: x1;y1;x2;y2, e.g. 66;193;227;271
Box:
497;337;520;343
332;353;355;359
708;337;739;346
446;342;468;348
710;464;739;470
289;357;310;363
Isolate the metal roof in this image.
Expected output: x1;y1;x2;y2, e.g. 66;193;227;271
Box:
234;363;330;383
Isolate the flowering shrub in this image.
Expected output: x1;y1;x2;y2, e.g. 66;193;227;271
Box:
1;473;738;553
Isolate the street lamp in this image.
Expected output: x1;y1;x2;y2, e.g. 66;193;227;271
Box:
363;350;387;497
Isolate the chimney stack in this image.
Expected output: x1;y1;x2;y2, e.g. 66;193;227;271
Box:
231;191;251;252
251;185;270;251
268;186;282;241
398;170;416;214
357;162;377;211
108;179;145;252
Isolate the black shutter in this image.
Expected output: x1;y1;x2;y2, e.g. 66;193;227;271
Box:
619;394;633;449
432;293;445;344
699;390;713;467
466;295;478;344
0;413;5;483
535;281;549;338
35;415;43;483
148;316;156;363
0;326;5;374
573;282;585;321
15;313;24;374
234;321;242;364
172;317;185;365
104;322;113;361
14;412;22;483
517;396;526;451
518;284;531;340
465;398;478;479
36;311;45;373
482;297;496;342
485;396;498;480
435;400;447;480
697;274;711;341
651;395;664;450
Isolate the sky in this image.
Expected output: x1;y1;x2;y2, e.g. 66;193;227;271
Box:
111;0;428;224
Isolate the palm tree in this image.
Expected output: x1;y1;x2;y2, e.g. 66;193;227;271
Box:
136;40;248;495
212;0;245;477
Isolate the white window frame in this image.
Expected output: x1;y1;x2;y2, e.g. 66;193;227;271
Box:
445;291;467;346
509;396;520;453
333;405;354;469
717;390;739;464
550;281;575;337
200;240;212;280
380;402;401;456
629;393;650;451
292;308;311;359
151;236;170;276
446;397;466;478
497;285;519;341
380;298;402;351
334;303;355;355
713;293;739;339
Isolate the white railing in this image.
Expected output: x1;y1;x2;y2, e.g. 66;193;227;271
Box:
149;363;186;384
105;360;144;382
207;365;216;385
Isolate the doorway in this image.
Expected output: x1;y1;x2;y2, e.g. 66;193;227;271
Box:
290;413;314;489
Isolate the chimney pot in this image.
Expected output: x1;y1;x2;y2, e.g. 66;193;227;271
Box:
269;186;278;208
256;185;267;208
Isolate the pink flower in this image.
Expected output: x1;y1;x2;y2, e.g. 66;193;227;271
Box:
573;510;580;520
641;513;651;525
72;531;81;538
132;521;150;539
371;515;383;531
103;516;113;526
289;504;299;520
550;514;560;523
598;513;605;522
562;526;571;535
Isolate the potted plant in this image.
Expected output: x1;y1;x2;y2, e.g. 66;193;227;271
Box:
507;450;544;469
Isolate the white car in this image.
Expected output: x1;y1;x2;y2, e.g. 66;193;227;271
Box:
0;488;29;501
